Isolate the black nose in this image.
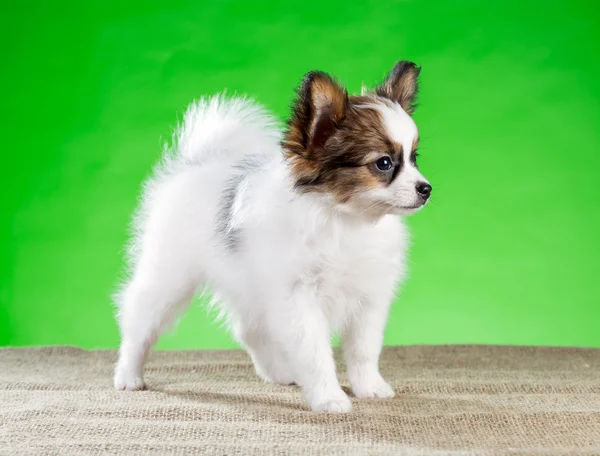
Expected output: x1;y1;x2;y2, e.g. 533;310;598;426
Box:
416;182;432;200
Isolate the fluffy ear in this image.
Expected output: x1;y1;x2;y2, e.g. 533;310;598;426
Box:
285;71;348;155
376;61;421;114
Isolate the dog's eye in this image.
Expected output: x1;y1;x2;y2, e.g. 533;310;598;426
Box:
375;156;393;171
411;150;420;165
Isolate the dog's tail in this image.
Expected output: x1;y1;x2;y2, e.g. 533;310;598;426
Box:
170;94;281;166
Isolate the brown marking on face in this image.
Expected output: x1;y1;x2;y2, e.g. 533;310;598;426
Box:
285;97;403;202
326;166;383;203
283;63;421;204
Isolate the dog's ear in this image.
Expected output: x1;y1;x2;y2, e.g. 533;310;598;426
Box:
285;71;348;156
376;61;421;115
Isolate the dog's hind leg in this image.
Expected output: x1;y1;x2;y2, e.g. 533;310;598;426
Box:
114;261;196;391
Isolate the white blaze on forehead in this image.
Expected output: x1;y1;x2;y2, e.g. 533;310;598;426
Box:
362;101;428;188
372;103;418;165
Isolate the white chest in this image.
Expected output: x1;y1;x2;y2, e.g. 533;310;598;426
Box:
298;216;407;327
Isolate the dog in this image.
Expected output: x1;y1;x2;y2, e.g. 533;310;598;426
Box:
114;61;431;413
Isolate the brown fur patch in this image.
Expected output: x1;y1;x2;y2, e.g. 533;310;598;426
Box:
376;61;420;115
284;96;403;201
325;166;383;203
283;71;348;161
283;65;420;203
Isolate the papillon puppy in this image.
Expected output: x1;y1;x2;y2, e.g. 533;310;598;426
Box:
114;61;432;413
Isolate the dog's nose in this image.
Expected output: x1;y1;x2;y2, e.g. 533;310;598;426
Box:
416;182;432;200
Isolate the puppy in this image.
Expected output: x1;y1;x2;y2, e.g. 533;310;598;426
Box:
114;61;431;413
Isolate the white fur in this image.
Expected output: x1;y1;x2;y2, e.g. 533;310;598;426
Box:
114;95;426;413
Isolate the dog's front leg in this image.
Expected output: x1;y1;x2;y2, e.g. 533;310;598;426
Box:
269;288;351;413
342;299;395;399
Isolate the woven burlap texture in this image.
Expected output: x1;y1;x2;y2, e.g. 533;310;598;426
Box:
1;346;599;455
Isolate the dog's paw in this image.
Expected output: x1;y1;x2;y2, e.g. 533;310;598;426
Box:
264;367;296;386
351;376;395;399
264;374;296;386
254;364;296;386
114;369;146;391
310;391;352;413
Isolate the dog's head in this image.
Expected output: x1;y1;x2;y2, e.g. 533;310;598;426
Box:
283;61;431;218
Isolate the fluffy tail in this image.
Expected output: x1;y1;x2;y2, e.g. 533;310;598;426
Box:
171;95;281;165
121;96;280;273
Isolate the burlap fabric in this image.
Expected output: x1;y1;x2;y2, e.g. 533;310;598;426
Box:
1;346;599;455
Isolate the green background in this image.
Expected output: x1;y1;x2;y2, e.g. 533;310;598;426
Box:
2;1;599;349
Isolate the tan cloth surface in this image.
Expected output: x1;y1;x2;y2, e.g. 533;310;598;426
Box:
1;346;599;455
